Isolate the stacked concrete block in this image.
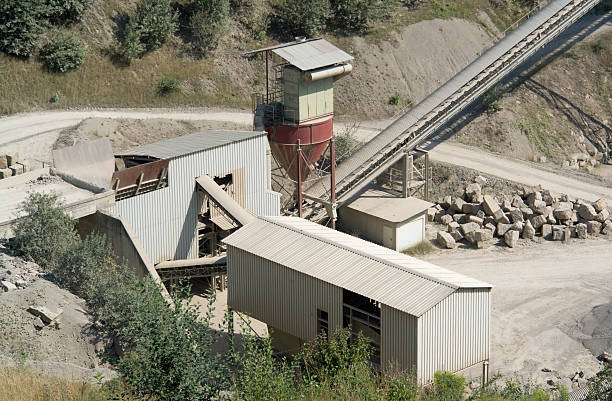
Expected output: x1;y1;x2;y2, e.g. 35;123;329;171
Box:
433;179;612;249
0;153;27;180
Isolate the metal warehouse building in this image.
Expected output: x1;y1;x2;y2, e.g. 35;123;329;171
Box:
107;131;280;264
224;216;492;382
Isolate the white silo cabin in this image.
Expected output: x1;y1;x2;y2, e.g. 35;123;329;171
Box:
224;216;492;383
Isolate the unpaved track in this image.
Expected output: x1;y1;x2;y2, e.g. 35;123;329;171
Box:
423;238;612;386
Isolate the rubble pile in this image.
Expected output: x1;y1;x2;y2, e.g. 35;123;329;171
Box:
429;176;611;249
0;152;30;180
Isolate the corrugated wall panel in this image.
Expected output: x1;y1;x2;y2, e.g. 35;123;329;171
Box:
108;136;280;263
227;246;342;341
381;305;418;373
417;288;490;383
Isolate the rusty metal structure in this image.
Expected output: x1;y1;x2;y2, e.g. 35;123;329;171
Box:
245;39;353;227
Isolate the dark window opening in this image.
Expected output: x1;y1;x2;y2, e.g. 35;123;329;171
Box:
343;289;381;367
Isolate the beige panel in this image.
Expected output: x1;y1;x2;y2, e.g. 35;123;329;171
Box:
381;305;418;373
418;288;491;383
227;247;343;341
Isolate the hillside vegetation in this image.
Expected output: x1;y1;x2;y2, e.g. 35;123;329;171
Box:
0;0;537;116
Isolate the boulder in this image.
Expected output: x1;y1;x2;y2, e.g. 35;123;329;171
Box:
530;215;547;230
427;208;437;222
451;197;467;213
434;210;447;223
27;305;63;324
497;223;512;237
447;221;460;232
553;207;573;220
596;209;610;223
541;224;553;240
9;164;23;176
1;280;17;292
0;168;13;179
510;221;524;232
484;223;496;235
495;213;511;224
603;221;612;236
576;223;587;239
593;198;608;213
461;222;480;236
476;209;486;219
587;220;602;235
465;183;482;202
468;215;484;226
564;227;572;244
520;207;534;220
484;216;497;226
542;190;559;205
33;317;45;331
532;199;548;215
6;152;19;165
482;195;503;219
511;195;526;208
522;220;535;240
440;196;452;210
527;191;542;207
452;213;467;223
0;155;7;169
504;230;519;248
474;175;487;186
440;214;454;225
509;208;524;223
552;225;565;241
577;204;598;221
450;230;464;242
437;231;457;249
502;200;512;212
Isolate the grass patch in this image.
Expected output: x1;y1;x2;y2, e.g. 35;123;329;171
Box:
403;240;434;256
518;105;571;161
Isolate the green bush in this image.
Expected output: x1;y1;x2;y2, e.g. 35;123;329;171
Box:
329;0;386;33
40;31;85;72
482;84;504;112
157;77;182;95
11;192;78;271
279;0;330;37
189;0;230;55
0;0;46;57
433;371;465;401
120;0;177;59
45;0;93;25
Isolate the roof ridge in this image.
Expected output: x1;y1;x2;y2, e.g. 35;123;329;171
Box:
259;216;459;290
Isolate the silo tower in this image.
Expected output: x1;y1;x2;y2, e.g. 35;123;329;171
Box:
245;38;353;224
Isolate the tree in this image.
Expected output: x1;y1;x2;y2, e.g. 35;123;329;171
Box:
11;192;78;271
120;0;178;59
279;0;330;37
329;0;384;33
0;0;46;57
40;30;86;72
189;0;230;55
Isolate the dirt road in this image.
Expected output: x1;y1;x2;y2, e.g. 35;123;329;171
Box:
422;238;612;387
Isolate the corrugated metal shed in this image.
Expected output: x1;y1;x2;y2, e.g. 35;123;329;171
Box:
272;39;353;71
116;130;265;160
224;216;491;317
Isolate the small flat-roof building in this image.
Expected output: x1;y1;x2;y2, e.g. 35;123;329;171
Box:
224;216;492;382
107;130;280;263
339;189;433;251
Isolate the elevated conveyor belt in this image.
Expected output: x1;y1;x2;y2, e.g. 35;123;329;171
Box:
307;0;602;203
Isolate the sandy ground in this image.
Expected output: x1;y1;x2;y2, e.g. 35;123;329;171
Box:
421;237;612;388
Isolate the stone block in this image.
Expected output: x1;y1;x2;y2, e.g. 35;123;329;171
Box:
474;229;493;242
509;208;524;223
474;175;487;186
541;224;552;240
552;225;565;241
603;221;612;236
596;209;610;223
495;213;511;224
504;230;519;248
511;195;526;208
521;207;534;220
593;198;608;213
497;223;512;237
564;227;572;244
533;199;548;215
542;190;559;205
465;183;482;202
440;214;454;225
484;216;496;226
576;223;587;239
9;164;23;176
476;209;486;219
452;213;466;223
577;204;598;221
427;208;436;222
437;231;457;249
468;215;484;226
522;219;535;240
502;200;512;212
434;210;446;223
440;196;452;210
27;305;63;324
6;152;19;165
472;194;484;203
554;207;573;220
450;230;463;242
447;221;460;232
476;240;490;249
527;191;542;207
451;197;466;212
0;168;13;179
485;223;496;235
530;215;547;230
511;221;524;232
0;155;7;169
482;195;503;220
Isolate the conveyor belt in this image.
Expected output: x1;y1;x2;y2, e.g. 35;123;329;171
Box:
307;0;601;203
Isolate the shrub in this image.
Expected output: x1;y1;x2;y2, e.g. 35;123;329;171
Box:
433;371;465;401
0;0;46;57
329;0;386;33
482;84;504;112
278;0;330;37
189;0;230;55
120;0;177;59
334;124;362;164
11;192;78;271
404;241;434;256
40;31;85;72
157;77;182;95
45;0;93;25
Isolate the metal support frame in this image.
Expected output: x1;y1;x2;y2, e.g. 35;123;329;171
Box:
297;139;303;218
402;152;413;199
330;137;337;229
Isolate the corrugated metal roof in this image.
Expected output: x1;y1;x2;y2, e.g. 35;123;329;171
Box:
343;189;434;223
116;130;265;160
224;216;491;316
272;39;353;71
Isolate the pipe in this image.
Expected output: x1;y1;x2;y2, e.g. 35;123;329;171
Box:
156;255;227;269
307;64;353;81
